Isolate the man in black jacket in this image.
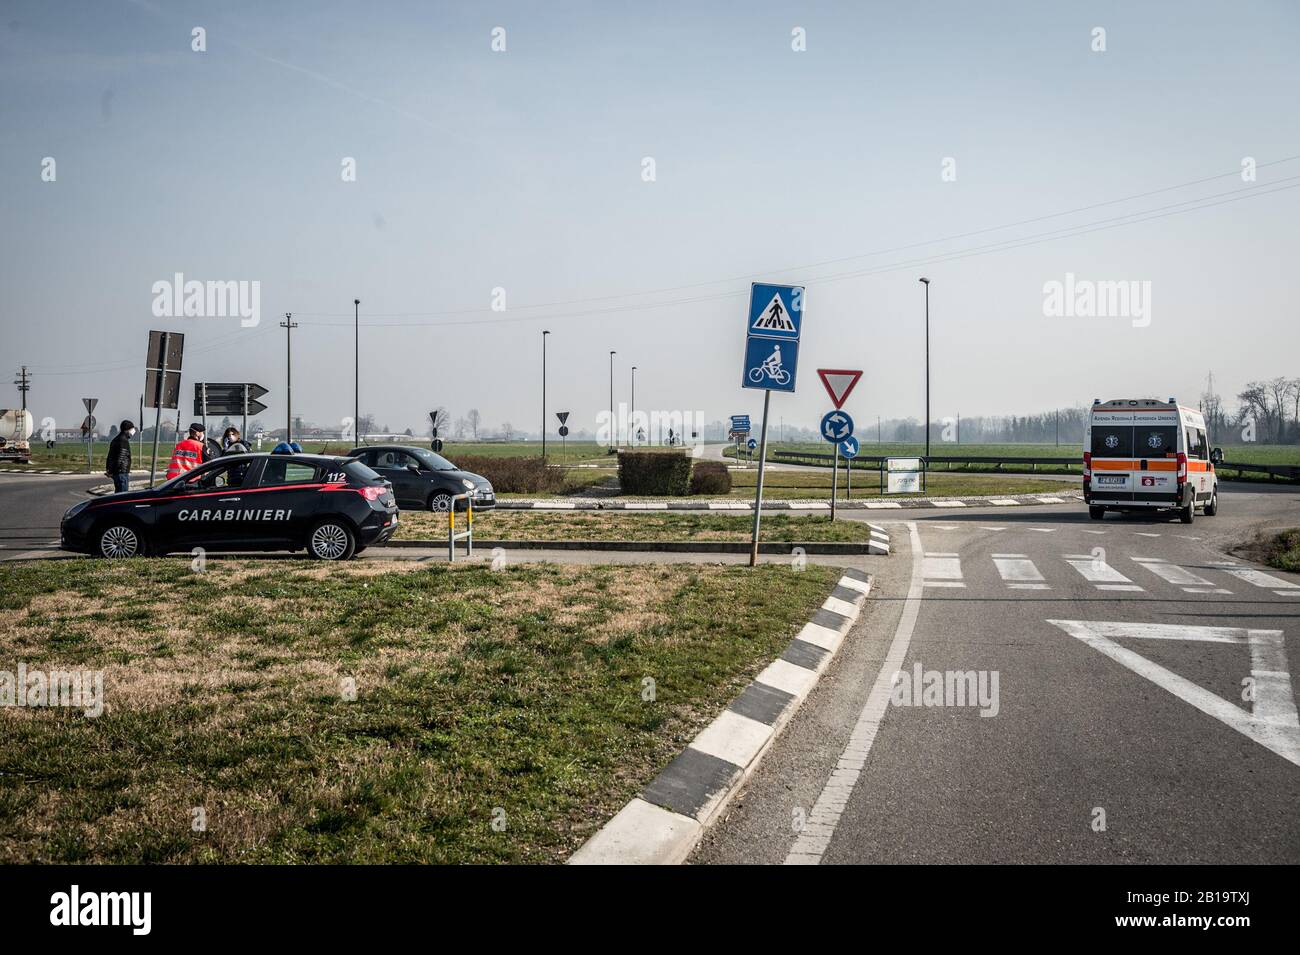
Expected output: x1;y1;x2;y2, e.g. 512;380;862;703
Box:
105;420;135;493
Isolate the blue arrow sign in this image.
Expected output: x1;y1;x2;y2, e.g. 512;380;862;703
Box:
747;437;757;451
821;410;854;444
839;435;859;459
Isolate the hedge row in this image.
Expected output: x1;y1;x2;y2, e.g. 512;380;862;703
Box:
454;455;567;494
617;452;733;496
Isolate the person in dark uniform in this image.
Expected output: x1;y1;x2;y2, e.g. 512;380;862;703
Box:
105;420;135;493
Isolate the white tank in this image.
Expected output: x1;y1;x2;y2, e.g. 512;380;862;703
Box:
0;409;35;444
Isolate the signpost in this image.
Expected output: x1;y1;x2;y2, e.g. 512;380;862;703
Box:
556;411;570;460
192;383;268;438
820;410;854;519
742;283;804;565
429;410;444;452
816;368;862;517
81;398;98;469
145;331;184;487
885;457;924;494
839;435;859;499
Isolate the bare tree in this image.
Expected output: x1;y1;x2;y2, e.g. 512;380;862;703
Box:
1267;377;1291;442
467;408;481;440
453;416;468;440
501;421;514;440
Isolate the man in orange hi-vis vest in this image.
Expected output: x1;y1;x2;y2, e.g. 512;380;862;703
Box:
166;422;208;480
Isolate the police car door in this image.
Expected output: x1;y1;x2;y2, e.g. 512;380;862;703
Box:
253;458;327;546
159;458;257;549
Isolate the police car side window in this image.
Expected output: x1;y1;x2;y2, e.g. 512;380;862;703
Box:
259;461;321;486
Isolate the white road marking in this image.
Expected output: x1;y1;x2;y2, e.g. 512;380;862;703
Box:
922;555;962;582
1096;584;1145;591
1047;620;1300;768
785;522;924;864
1036;497;1065;504
1135;532;1162;538
989;499;1019;506
1130;557;1216;588
993;556;1046;585
1064;553;1135;586
979;526;1007;531
1080;529;1106;535
1028;527;1056;533
1210;564;1299;592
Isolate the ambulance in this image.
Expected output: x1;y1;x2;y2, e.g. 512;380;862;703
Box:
1083;398;1221;523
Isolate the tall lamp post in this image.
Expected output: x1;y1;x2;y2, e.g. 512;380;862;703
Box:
630;365;637;446
609;350;616;449
280;312;298;443
353;298;360;444
919;277;931;462
541;330;550;459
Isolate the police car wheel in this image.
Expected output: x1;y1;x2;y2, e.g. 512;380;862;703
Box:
429;493;453;512
308;520;356;560
98;522;142;559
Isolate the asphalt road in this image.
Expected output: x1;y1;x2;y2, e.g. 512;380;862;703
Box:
692;484;1300;863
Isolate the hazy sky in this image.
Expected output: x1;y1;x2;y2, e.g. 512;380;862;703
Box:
3;0;1298;438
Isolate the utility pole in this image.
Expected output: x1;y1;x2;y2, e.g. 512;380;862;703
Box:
354;299;360;446
919;277;931;462
13;366;31;413
608;350;616;449
630;366;637;446
280;313;298;443
541;330;549;459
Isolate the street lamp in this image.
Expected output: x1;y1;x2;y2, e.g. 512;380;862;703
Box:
631;366;637;446
353;298;360;444
609;350;616;449
919;277;930;462
541;330;550;459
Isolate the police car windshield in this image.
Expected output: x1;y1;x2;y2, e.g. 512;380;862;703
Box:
408;448;457;471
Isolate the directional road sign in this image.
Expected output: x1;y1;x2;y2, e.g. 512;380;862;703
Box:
742;283;804;393
193;383;269;417
817;369;862;410
820;410;854;444
839;435;859;459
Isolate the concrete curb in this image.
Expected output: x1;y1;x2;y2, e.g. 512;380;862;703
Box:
495;492;1083;511
568;568;873;865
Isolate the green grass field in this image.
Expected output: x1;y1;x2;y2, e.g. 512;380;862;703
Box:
0;558;838;863
725;441;1300;473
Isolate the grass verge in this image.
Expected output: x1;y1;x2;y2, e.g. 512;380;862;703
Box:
0;558;837;863
395;510;874;543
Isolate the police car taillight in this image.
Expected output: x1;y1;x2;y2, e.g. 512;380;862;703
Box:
1176;452;1188;485
360;486;384;502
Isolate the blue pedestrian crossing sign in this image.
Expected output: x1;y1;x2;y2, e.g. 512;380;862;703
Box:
821;410;854;443
743;283;804;392
839;435;859;459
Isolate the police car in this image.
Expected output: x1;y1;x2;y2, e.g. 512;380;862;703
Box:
60;453;398;560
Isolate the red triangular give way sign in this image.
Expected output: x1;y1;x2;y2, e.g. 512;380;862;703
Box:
817;369;863;409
